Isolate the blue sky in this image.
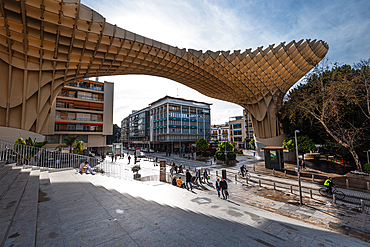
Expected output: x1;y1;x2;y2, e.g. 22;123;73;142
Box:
82;0;370;125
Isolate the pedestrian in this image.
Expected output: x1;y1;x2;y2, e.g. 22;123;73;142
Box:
172;175;177;186
215;178;221;197
79;160;95;175
114;154;117;162
128;155;131;164
204;169;209;183
170;166;174;177
302;159;306;170
166;150;168;156
179;164;183;173
111;155;114;162
220;177;228;199
185;169;193;191
175;164;178;174
169;151;171;156
134;154;137;164
195;169;201;184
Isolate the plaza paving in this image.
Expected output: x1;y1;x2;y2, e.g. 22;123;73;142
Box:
1;157;370;246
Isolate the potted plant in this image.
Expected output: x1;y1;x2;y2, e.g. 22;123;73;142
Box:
132;165;141;179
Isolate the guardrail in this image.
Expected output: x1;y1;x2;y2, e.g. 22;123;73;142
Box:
0;139;98;169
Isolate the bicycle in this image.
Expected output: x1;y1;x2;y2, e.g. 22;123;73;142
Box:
238;170;249;178
319;187;345;200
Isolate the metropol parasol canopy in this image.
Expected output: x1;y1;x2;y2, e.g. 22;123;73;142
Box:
0;0;329;146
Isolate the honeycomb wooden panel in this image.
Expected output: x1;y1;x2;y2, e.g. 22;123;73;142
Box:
0;0;328;141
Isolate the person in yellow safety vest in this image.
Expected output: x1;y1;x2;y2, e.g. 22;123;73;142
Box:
324;177;335;194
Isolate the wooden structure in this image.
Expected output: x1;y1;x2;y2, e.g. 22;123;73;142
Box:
0;0;329;144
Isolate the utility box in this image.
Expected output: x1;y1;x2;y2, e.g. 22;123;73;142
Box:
261;146;285;171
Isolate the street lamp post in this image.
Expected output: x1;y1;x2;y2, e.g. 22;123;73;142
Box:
295;130;303;204
224;141;228;166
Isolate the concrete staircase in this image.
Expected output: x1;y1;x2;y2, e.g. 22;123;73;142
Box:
0;165;369;247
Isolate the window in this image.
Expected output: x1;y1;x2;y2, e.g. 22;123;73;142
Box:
46;135;60;144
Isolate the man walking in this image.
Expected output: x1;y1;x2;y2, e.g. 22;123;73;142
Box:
220;178;228;199
128;155;131;164
185;169;193;191
215;178;221;197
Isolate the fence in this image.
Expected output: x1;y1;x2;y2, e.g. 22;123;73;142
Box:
0;139;98;169
97;158;172;182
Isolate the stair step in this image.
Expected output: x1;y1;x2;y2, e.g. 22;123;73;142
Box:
36;171;64;246
4;170;40;246
0;163;15;180
0;167;22;199
0;169;31;246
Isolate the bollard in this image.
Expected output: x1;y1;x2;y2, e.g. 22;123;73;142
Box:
284;170;286;177
273;182;276;190
272;169;275;175
312;174;314;182
246;177;248;184
333;193;336;205
195;166;196;172
259;179;261;187
367;182;370;190
253;165;255;172
290;185;293;194
235;174;237;181
346;179;349;188
310;189;313;199
361;199;364;213
216;170;218;177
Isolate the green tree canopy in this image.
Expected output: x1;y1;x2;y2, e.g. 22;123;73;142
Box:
219;141;233;152
75;141;85;154
283;135;316;160
196;138;208;150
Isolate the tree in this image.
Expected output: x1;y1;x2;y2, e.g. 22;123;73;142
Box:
75;141;85;154
196;138;208;151
278;61;370;171
59;135;78;153
283;135;316;160
219;141;233;152
249;138;256;150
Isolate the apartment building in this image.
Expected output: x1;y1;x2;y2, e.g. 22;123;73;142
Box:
211;123;229;142
229;110;254;149
43;78;113;152
127;108;150;149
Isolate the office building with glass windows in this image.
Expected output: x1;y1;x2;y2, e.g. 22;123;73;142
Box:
149;96;211;152
42;78;113;152
127;108;150;149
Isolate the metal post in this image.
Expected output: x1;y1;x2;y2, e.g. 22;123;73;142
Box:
259;179;261;187
290;185;293;194
272;169;274;175
235;174;237;181
312;174;314;182
295;130;303;204
333;193;336;205
310;189;312;199
246;177;248;184
284;170;286;177
216;170;218;177
273;182;276;190
361;199;364;213
253;164;255;172
346;179;349;188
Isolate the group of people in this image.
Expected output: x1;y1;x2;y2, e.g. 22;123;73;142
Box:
170;162;184;174
215;177;228;199
172;169;193;191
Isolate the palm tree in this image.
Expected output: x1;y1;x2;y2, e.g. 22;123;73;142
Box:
58;135;78;153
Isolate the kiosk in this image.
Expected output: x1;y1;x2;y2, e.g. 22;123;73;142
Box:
261;146;285;171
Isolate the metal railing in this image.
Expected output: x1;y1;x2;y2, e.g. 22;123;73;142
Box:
0;139;98;169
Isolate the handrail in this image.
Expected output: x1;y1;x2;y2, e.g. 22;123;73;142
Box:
0;139;98;169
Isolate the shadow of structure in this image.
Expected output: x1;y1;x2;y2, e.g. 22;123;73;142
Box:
1;167;368;247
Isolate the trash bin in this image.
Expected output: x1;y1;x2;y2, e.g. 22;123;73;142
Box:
222;169;226;179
